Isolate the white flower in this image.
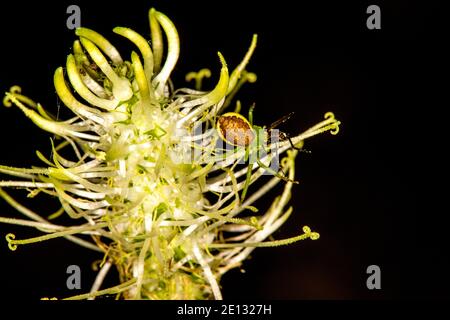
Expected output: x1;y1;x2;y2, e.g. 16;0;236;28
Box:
0;8;340;300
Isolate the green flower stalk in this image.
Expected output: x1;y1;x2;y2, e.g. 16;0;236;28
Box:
0;8;340;300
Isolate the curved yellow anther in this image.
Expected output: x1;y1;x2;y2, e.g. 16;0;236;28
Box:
177;52;229;126
186;69;211;83
113;27;154;88
79;38;133;101
223;71;257;109
66;54;118;110
4;92;99;141
54;67;104;124
6;233;17;251
302;226;320;240
227;34;258;94
3;86;22;107
185;69;212;90
244;72;257;83
152;10;180;97
249;216;263;230
310;232;320;240
324;112;340;135
131;51;151;106
130;51;154;131
75;27;123;64
149;8;163;74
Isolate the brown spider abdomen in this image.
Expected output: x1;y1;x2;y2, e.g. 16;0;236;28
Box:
217;114;255;147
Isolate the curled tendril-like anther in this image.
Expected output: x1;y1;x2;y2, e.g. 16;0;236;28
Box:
5;233;18;251
185;68;211;91
310;232;320;240
3;85;22;107
244;205;259;213
249;216;262;230
280;156;290;167
91;260;102;272
27;189;41;198
185;68;211;82
302;226;320;240
9;85;22;94
324;112;335;120
324;112;341;135
330;125;340;135
243;71;257;83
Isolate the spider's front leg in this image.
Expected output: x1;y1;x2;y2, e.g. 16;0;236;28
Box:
240;105;257;202
254;127;299;185
278;131;311;153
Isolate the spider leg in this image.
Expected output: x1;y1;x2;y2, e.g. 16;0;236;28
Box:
285;134;311;153
248;103;255;126
256;133;298;184
240;104;260;202
240;157;253;202
268;112;295;131
256;157;299;184
288;136;302;151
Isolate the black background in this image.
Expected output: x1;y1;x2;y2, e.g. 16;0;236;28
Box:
0;0;447;300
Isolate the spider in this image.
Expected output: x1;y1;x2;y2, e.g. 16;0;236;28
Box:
217;106;303;201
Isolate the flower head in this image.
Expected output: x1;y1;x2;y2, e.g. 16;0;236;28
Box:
0;8;340;300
